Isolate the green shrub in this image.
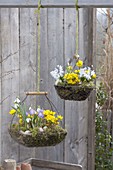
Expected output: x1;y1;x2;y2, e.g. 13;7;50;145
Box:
95;83;113;170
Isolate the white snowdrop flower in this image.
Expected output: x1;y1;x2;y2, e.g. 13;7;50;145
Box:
57;65;64;77
14;98;20;104
84;74;91;80
14;103;19;109
50;65;64;80
39;127;44;132
79;68;86;77
87;67;91;71
26;118;31;123
50;70;59;80
91;70;95;76
79;68;91;80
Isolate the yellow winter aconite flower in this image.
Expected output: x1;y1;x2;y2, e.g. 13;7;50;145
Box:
43;110;63;125
27;114;32;118
92;74;96;79
19;118;23;124
57;115;63;120
64;73;80;85
68;66;73;70
44;110;56;116
76;60;83;67
18;114;22;118
67;65;73;71
9;109;16;115
74;70;80;74
45;115;56;123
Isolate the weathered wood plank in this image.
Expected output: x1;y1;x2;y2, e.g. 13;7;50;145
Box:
77;9;89;170
87;9;96;170
0;0;112;8
79;8;95;170
0;9;1;164
35;8;64;162
0;8;20;162
44;7;64;161
34;8;49;160
19;8;37;161
31;159;82;170
64;8;79;165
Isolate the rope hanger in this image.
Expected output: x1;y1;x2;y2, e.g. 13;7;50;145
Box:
75;0;79;56
23;0;47;98
67;0;79;64
37;0;42;92
27;0;79;95
37;0;80;87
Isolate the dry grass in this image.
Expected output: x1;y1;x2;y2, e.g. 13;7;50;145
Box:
98;9;113;111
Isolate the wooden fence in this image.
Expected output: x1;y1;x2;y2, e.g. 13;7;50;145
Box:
0;7;95;170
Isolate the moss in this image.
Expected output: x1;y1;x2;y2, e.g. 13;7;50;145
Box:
9;125;67;147
54;85;93;101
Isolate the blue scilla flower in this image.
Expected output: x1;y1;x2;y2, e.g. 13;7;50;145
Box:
37;108;44;118
38;112;44;118
29;107;36;115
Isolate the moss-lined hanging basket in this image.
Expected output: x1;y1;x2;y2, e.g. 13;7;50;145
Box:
9;125;67;147
8;94;67;147
54;85;93;101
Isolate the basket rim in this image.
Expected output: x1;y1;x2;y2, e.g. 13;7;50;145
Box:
54;84;94;89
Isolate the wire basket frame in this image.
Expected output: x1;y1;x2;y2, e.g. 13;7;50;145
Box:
9;92;67;147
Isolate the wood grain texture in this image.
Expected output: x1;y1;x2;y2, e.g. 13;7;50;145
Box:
35;8;64;162
19;8;37;161
0;8;1;164
31;159;82;170
64;8;79;165
0;0;112;8
78;9;89;170
0;8;20;162
79;8;95;170
26;92;48;95
34;8;49;160
1;158;82;170
87;9;96;170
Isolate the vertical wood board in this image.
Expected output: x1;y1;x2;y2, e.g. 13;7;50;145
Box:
0;8;1;164
19;8;37;161
79;8;95;170
78;9;89;170
0;8;20;162
64;8;79;165
35;8;64;162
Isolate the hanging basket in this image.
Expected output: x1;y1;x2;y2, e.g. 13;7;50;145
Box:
8;92;67;147
54;85;93;101
8;125;67;147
